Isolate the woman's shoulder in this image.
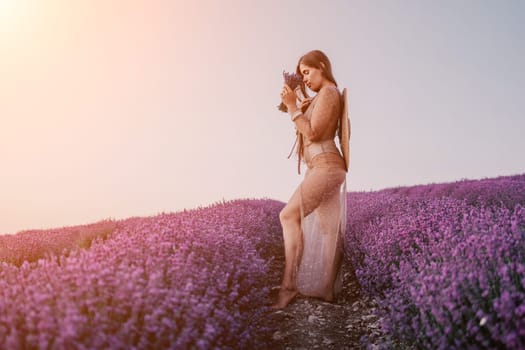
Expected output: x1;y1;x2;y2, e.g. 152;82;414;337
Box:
315;85;341;103
319;85;340;94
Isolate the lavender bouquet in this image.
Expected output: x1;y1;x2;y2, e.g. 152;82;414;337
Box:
277;70;308;113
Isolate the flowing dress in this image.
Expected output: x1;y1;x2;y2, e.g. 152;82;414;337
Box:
288;85;347;299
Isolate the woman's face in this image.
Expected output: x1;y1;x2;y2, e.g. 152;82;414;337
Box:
299;62;325;92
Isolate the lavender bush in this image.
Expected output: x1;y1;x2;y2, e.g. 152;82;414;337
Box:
0;199;284;349
0;220;117;266
382;173;525;209
346;173;525;349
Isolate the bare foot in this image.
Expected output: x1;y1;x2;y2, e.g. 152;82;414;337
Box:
270;287;299;309
316;286;334;303
322;291;334;302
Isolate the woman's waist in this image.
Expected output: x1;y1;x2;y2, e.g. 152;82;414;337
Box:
304;152;346;170
303;139;341;160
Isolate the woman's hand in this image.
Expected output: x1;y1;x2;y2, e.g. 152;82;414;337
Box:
280;84;297;111
300;97;313;111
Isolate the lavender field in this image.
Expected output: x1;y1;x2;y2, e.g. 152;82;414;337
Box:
1;173;524;349
346;173;525;349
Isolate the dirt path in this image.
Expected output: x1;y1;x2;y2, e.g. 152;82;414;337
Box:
255;259;389;349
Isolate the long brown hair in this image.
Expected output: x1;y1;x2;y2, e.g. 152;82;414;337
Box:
295;50;338;88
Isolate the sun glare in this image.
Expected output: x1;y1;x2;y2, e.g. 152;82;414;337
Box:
0;0;21;28
0;0;43;45
0;0;39;30
0;0;17;14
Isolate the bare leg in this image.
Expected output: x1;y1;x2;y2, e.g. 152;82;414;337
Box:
271;180;312;309
271;204;302;309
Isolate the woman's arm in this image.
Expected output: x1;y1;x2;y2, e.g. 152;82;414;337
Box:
290;87;340;142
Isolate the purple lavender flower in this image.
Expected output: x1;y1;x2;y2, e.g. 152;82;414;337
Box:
277;70;306;113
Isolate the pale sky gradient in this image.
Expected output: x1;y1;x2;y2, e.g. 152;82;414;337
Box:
1;0;524;234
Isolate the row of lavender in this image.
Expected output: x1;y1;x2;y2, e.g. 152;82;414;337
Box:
345;174;525;349
0;199;284;349
0;220;118;266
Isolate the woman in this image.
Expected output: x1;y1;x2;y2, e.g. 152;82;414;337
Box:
271;50;347;309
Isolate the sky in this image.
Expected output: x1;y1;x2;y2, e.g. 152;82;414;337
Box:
1;0;524;234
